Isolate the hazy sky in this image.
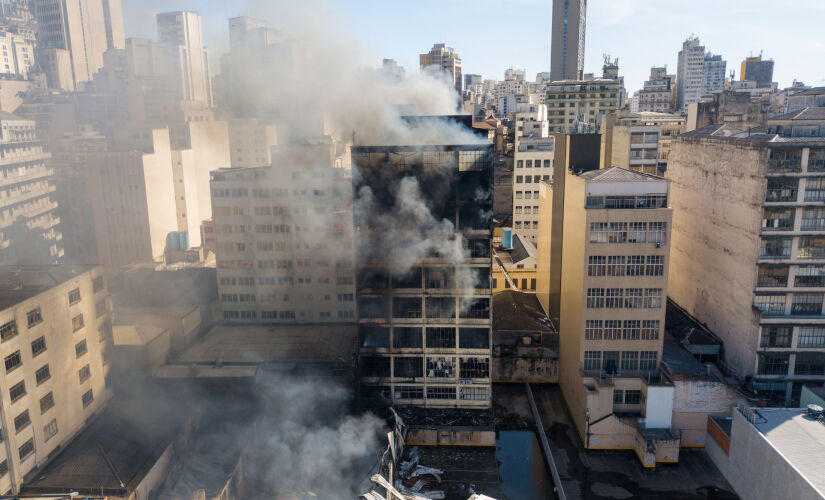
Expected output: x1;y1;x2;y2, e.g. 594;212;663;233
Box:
123;0;825;93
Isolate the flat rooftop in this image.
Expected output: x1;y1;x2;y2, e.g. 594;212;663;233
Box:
0;265;96;310
110;265;217;309
171;323;359;365
747;408;825;496
492;291;555;334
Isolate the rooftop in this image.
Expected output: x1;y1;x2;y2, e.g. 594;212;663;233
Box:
578;166;665;183
110;265;217;310
744;407;825;496
681;124;825;146
495;233;536;268
492;291;555;333
770;107;825;121
0;265;97;310
112;324;167;346
791;86;825;96
665;299;723;355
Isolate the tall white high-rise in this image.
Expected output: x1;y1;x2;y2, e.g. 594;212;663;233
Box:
676;37;726;112
156;11;213;107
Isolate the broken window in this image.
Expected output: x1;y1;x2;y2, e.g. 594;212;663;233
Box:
459;328;489;348
360;357;390;377
358;297;388;319
391;268;422;289
473;267;491;289
426;386;456;400
467;239;491;258
357;268;389;290
426;328;455;348
459;298;490;319
394;357;423;378
426;357;456;378
361;385;390;400
394;386;423;400
602;351;620;374
425;267;454;289
393;327;423;348
460;357;490;379
460;386;489;401
393;297;422;319
360;326;390;348
426;297;456;319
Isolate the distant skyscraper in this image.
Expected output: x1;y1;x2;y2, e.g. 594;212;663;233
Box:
741;55;774;88
464;73;482;90
676;37;725;112
34;0;116;90
550;0;586;82
156;11;212;107
420;43;462;93
101;0;125;50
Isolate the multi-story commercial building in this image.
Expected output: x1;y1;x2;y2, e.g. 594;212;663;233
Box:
0;112;61;265
677;37;726;113
419;43;462;94
602;111;686;175
513;136;554;241
228;119;278;168
538;165;677;463
740;55;774;88
156;11;213;107
0;265;111;494
545;74;622;133
668;123;825;405
550;0;586;82
0;28;35;77
638;66;674;113
464;73;482;90
702;53;726;96
353;139;493;410
211;139;356;323
33;0;123;90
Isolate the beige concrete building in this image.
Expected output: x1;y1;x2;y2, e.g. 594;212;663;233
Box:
667;124;825;404
420;43;462;94
545;77;622;134
542;165;678;466
0;28;35;77
228;119;278;168
513;135;554;241
638;66;675;114
0;112;62;265
602;111;686;175
210;139;356;323
0;265;111;494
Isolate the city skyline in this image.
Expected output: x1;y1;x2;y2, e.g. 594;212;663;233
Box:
122;0;825;92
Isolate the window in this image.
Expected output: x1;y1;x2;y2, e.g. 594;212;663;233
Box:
762;207;795;231
754;294;785;315
78;364;91;383
26;307;42;327
623;320;640;340
760;238;792;259
460;386;489;401
801;207;825;231
28;337;46;359
648;222;666;244
586;288;604;308
585;320;602;340
590;223;608;243
393;327;422;348
758;353;789;375
14;410;29;432
72;314;84;332
757;266;788;287
805;178;825;202
426;386;456;400
624;390;642;405
0;320;16;341
625;288;643;308
646;256;664;276
795;266;825;287
640;351;657;371
35;364;50;385
628;222;646;243
609;222;627;243
795;352;825;375
95;300;107;318
606;256;624;276
75;339;87;358
44;419;58;441
604;320;622;340
460;298;490;319
798;326;825;347
460;357;490;379
93;276;104;292
18;438;33;461
583;351;601;370
613;390;624;404
82;389;94;408
588;256;606;276
4;351;20;372
426;297;455;319
641;320;659;340
68;288;81;305
626;256;644;276
426;328;455;348
9;381;25;403
602;351;620;373
606;288;623;308
798;237;825;259
459;328;489;348
0;460;6;476
621;351;639;371
394;357;423;378
644;288;662;308
791;293;822;315
39;392;54;413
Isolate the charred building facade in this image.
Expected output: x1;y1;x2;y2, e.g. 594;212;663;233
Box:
353;142;494;409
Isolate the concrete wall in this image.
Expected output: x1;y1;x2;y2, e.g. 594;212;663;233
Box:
535;181;552;315
707;410;823;500
672;378;742;446
492;355;558;383
667;138;766;379
142;129;178;260
643;385;674;428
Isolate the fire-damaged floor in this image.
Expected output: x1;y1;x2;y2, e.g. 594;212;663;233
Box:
398;446;502;500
